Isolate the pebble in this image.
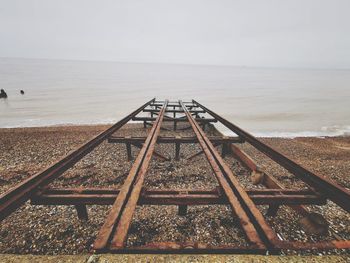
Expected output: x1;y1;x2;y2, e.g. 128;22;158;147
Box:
0;124;349;255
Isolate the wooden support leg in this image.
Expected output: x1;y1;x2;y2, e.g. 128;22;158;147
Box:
174;120;177;131
178;205;187;216
175;140;181;161
75;204;88;221
143;121;146;128
126;142;132;161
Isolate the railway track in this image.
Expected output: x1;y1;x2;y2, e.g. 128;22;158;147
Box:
1;98;349;254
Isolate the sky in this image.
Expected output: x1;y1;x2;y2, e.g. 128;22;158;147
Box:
0;0;350;68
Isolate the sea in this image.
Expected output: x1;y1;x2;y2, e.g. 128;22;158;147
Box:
0;57;349;137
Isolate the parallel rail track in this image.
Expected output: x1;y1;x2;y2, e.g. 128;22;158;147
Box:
1;98;349;254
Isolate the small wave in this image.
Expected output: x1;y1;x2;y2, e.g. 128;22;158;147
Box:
252;125;350;138
218;125;350;138
2;120;350;138
0;119;117;129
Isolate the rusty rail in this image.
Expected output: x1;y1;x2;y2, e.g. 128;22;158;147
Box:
31;187;325;206
180;100;279;251
1;98;349;254
0;98;155;221
193;100;350;213
93;100;168;251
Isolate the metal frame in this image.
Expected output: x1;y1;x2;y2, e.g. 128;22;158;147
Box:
1;98;349;254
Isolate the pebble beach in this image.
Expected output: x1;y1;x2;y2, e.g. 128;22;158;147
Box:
0;124;349;255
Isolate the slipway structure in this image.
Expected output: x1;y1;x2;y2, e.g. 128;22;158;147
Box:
0;99;349;254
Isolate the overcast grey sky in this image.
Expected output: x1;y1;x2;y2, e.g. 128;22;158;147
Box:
1;0;350;68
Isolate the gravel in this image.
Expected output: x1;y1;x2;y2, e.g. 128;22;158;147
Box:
0;124;349;255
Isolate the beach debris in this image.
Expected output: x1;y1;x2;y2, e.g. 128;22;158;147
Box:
20;90;25;95
0;89;8;98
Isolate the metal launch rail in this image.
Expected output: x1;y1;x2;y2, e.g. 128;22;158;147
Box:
1;98;349;254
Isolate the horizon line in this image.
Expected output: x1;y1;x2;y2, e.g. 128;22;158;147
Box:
1;56;350;71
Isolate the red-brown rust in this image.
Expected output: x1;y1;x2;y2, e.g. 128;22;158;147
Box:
1;98;349;254
0;98;155;221
110;102;168;248
94;101;168;250
228;143;311;217
180;100;278;250
277;240;350;250
32;188;325;206
194;99;350;213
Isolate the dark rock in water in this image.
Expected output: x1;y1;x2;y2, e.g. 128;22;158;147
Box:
20;90;24;95
0;89;7;98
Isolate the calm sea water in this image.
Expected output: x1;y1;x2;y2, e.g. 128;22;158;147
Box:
0;58;349;137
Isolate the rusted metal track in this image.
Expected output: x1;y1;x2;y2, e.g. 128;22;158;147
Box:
1;98;349;254
93;100;168;251
180;100;279;251
31;187;325;206
0;98;155;221
108;135;243;144
193;100;350;213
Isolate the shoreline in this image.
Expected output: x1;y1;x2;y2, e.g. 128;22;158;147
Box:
0;124;349;255
1;123;350;139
